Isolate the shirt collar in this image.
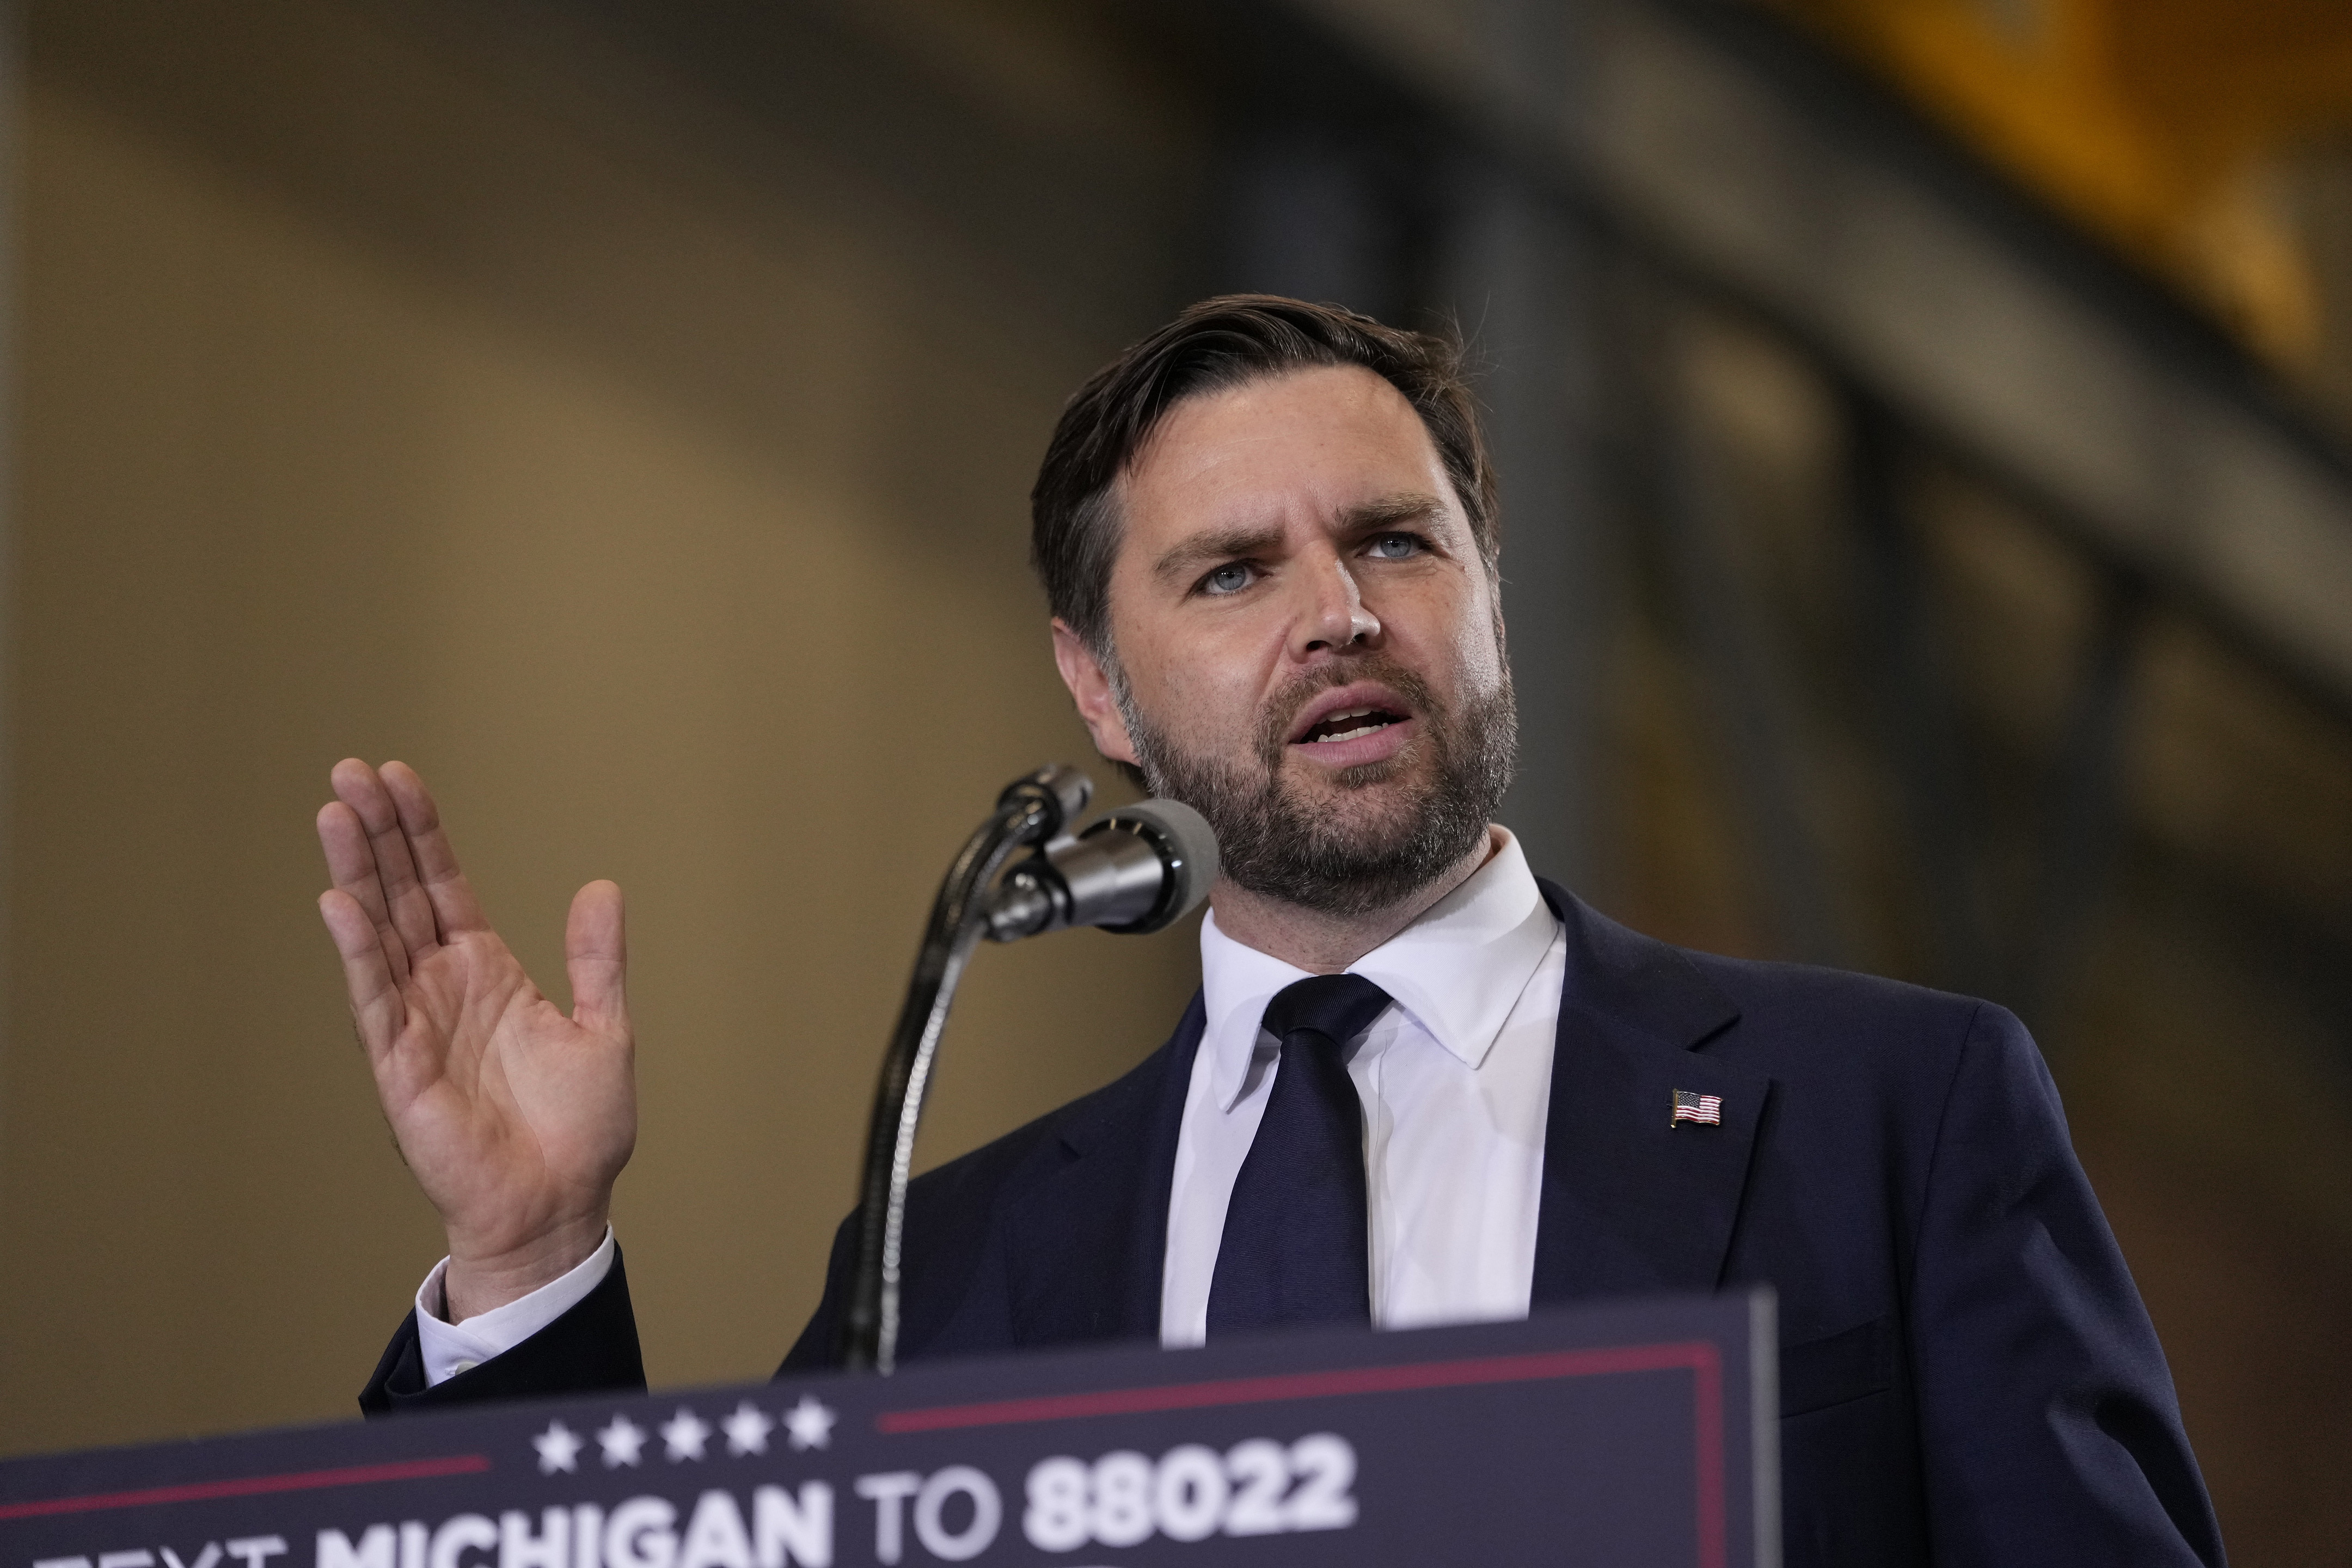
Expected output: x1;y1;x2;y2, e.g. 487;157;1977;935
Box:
1197;826;1557;1111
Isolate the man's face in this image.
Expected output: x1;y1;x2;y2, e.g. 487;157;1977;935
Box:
1052;364;1516;917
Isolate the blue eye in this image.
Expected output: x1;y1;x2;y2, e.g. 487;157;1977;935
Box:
1368;534;1422;560
1203;562;1253;595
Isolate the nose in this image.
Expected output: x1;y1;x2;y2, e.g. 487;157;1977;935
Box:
1288;550;1382;661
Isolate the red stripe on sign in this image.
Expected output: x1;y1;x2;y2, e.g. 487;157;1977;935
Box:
879;1340;1729;1568
0;1455;493;1521
1692;1348;1726;1568
877;1341;1713;1431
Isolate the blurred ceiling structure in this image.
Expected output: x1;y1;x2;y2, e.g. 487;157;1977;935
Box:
1769;0;2352;379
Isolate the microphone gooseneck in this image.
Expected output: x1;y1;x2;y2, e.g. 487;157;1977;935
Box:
983;798;1220;942
839;768;1217;1374
838;764;1085;1374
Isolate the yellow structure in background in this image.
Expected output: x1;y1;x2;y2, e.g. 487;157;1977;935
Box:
1773;0;2352;370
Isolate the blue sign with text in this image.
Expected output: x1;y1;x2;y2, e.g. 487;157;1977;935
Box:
3;1293;1775;1568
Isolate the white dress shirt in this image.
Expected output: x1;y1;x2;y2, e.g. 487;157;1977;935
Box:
415;827;1563;1381
1161;826;1563;1345
414;1227;615;1386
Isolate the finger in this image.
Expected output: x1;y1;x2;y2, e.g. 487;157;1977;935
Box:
332;759;443;958
317;796;412;987
319;887;406;1057
565;880;629;1038
380;761;490;937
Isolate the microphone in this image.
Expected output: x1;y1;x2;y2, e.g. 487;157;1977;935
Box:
844;767;1212;1371
984;799;1219;942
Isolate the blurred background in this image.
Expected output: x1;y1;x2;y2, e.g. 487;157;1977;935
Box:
0;0;2347;1559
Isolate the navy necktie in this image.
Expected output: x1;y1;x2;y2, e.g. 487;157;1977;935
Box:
1206;973;1394;1336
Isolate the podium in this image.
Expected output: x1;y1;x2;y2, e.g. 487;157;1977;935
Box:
2;1291;1776;1567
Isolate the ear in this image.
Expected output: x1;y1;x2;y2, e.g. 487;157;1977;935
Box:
1050;618;1142;769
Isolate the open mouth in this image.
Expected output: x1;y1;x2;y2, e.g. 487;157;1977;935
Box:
1296;706;1409;745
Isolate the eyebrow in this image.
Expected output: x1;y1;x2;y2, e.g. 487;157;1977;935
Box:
1148;492;1450;583
1152;524;1285;583
1339;492;1447;535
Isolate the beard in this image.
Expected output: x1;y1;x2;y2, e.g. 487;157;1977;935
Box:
1112;653;1517;919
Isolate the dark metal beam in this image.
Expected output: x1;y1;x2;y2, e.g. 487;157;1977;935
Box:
1658;321;1849;967
1844;387;1996;997
2012;575;2145;1037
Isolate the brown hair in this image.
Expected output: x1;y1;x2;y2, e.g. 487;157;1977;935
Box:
1030;295;1498;655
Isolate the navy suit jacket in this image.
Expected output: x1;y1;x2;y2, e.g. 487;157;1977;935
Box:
362;882;2224;1567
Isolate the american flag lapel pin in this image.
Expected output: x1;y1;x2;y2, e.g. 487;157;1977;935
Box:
1671;1088;1723;1128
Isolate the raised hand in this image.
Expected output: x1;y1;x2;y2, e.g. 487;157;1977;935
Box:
316;759;634;1320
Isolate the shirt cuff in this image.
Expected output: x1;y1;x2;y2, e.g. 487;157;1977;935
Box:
414;1227;616;1387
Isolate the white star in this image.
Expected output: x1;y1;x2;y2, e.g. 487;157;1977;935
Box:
782;1394;836;1452
660;1407;712;1462
533;1420;583;1474
721;1401;775;1457
597;1414;647;1468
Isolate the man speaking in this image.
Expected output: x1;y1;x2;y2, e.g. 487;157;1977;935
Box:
317;297;2222;1566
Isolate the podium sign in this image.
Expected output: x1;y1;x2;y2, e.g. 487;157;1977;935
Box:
3;1292;1775;1568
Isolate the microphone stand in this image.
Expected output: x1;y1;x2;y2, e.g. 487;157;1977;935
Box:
837;764;1090;1373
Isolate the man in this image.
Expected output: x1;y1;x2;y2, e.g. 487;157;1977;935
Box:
318;297;2223;1566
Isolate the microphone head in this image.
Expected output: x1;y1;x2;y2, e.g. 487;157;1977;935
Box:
1087;798;1219;934
997;763;1092;840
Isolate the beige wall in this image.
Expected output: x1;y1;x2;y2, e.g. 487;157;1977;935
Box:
1;0;1207;1452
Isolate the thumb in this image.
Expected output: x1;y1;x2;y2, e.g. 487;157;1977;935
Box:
566;879;629;1037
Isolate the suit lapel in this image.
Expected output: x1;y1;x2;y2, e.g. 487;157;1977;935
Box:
1530;879;1772;1303
1001;992;1204;1347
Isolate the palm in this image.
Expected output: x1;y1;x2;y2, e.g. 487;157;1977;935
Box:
385;932;632;1247
318;760;633;1289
